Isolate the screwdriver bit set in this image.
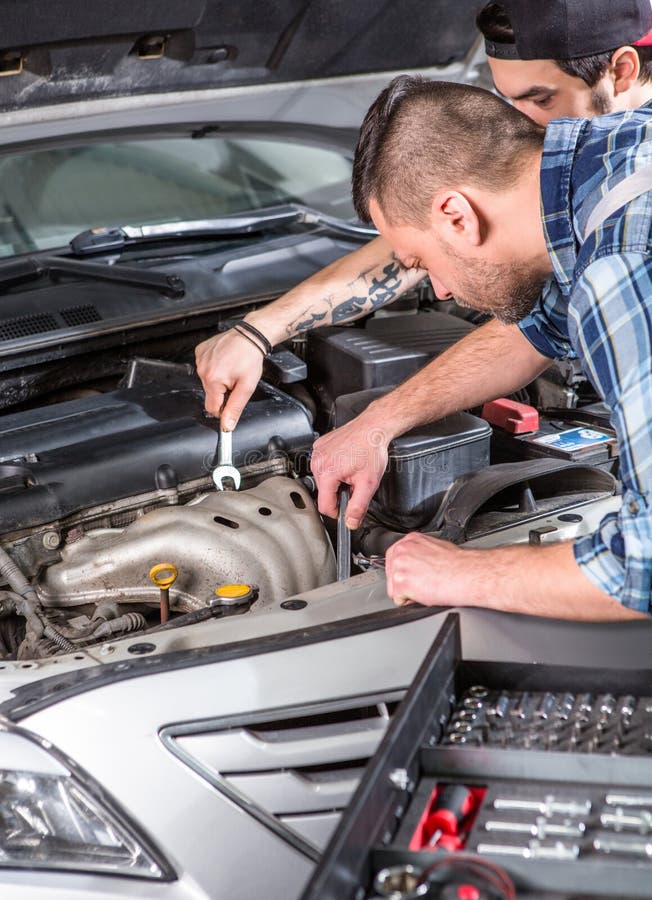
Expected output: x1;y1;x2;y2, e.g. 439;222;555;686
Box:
443;687;652;753
302;614;652;899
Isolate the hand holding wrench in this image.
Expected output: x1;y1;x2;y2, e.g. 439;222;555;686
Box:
212;425;241;491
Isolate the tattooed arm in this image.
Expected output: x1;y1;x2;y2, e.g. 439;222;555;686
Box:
195;236;425;425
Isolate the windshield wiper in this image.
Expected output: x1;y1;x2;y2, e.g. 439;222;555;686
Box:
68;204;378;256
0;256;184;298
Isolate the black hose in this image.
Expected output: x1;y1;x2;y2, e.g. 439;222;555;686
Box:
358;524;406;557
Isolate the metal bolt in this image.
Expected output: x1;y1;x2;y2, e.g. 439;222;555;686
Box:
99;644;115;656
42;531;60;550
389;768;410;791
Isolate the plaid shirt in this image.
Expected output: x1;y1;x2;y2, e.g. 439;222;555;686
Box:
518;107;652;612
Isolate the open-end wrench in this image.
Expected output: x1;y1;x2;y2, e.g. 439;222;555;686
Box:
606;792;652;807
212;425;241;491
601;808;652;833
477;840;580;860
593;835;652;857
493;796;591;817
485;817;585;839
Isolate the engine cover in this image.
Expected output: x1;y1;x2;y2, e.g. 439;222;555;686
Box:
38;477;335;610
0;371;315;535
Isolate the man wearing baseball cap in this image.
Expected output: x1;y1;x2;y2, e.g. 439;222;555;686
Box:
479;0;652;124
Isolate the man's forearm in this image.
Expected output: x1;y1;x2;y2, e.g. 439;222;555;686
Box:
387;535;647;621
243;236;425;345
360;318;552;441
461;541;645;620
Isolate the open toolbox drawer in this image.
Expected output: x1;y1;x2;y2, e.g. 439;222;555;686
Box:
301;613;652;900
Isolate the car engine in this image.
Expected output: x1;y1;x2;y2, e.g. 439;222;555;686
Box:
0;354;338;658
0;277;614;660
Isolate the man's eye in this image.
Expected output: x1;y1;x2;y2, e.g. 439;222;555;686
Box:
534;96;553;107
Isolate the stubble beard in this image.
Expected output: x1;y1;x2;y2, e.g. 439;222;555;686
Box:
590;83;613;117
450;255;547;325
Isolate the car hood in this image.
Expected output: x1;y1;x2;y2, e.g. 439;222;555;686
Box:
0;0;480;111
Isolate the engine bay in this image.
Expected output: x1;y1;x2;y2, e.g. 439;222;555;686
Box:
0;268;619;661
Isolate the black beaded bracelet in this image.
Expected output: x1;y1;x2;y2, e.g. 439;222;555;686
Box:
238;319;273;355
233;324;268;358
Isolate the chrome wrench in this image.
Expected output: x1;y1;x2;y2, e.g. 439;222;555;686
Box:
493;796;591;817
477;840;580;861
485;818;585;838
212;425;241;491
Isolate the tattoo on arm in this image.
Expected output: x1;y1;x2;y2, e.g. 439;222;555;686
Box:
331;261;403;324
287;260;407;335
289;309;330;334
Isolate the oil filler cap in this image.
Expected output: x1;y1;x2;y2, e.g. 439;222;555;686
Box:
213;583;257;606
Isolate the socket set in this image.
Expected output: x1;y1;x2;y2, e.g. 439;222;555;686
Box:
302;614;652;900
443;687;652;753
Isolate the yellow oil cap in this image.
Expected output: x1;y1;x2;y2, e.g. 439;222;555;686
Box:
215;583;252;599
211;584;258;606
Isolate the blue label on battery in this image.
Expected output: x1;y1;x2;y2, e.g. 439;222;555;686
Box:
530;427;612;451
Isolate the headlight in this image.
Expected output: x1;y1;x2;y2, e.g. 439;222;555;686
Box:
0;724;172;880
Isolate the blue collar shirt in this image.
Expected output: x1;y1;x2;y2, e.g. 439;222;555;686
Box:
517;107;652;613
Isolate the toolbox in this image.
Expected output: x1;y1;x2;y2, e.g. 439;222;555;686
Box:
301;613;652;900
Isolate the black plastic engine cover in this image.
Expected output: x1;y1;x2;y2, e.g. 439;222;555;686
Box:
306;311;476;409
0;375;314;533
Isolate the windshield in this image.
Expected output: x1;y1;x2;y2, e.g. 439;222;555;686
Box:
0;135;355;258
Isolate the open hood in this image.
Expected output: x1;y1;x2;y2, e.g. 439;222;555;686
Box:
0;0;481;111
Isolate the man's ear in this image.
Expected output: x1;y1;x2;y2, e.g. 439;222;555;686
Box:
431;190;482;246
611;46;640;94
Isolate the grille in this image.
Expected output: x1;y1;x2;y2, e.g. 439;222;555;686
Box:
59;304;102;327
0;312;59;340
161;692;403;856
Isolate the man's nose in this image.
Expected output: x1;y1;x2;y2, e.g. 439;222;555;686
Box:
429;274;453;300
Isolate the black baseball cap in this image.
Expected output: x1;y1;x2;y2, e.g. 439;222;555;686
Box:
484;0;652;61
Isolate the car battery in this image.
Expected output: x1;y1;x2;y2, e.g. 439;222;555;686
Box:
335;388;491;529
306;311;476;409
302;612;652;900
482;399;618;470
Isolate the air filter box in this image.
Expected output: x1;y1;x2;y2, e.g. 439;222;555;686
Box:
306;311;476;408
335;388;491;530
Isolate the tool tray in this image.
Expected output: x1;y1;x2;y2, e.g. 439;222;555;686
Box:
301;613;652;899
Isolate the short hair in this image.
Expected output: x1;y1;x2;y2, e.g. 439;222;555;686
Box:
476;1;652;86
352;75;544;226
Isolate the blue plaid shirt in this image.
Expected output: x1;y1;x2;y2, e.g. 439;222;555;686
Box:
518;107;652;612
